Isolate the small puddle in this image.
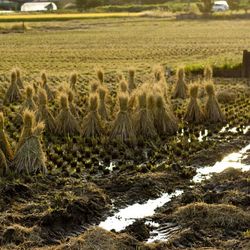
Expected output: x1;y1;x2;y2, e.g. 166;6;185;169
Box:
193;143;250;183
99;190;183;232
219;125;250;135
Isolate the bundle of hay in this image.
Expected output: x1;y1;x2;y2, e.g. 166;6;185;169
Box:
15;109;34;153
55;94;81;136
119;80;129;94
204;65;213;82
68;90;78;117
21;86;37;112
153;65;165;83
0;112;13;162
110;94;136;145
16;68;24;89
90;82;99;94
147;93;156;122
4;70;22;104
172;67;188;99
69;72;77;91
205;83;225;123
96;68;104;85
36;89;56;133
128;68;136;92
134;91;157;140
98;86;109;121
82;94;103;138
12;114;47;175
184;84;205;123
41;72;54;101
0;149;8;176
155;94;178;136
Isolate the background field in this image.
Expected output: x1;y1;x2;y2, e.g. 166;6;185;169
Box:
0;17;248;81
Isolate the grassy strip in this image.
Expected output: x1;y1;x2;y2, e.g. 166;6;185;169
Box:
0;12;140;22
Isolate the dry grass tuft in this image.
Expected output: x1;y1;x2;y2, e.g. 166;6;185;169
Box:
0;112;14;162
36;89;56;133
82;94;103;138
134;91;158;140
174;202;250;230
110;94;136;145
13;111;47;174
55;94;81;136
172;67;188;99
184;84;204;123
205;83;225;123
155;94;178;136
4;69;22;104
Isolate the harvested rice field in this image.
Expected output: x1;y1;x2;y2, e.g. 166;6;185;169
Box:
0;17;250;250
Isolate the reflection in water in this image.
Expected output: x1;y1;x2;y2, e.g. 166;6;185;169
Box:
193;144;250;183
99;190;183;232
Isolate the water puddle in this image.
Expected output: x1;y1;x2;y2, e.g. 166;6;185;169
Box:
220;125;250;135
193;143;250;183
99;190;183;232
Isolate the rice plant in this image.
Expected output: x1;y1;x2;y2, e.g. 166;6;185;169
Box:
128;68;136;93
68;89;78;117
21;85;37;112
172;67;188;99
98;86;109;121
15;67;24;89
41;72;55;101
69;72;77;91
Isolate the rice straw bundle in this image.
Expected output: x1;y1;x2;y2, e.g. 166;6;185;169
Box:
128;68;136;92
0;112;13;162
153;65;165;83
134;91;158;140
4;70;22;104
204;65;213;82
15;109;34;153
16;68;24;89
41;72;55;101
110;94;136;145
155;94;178;136
69;72;77;91
90;82;99;94
55;94;81;136
96;68;104;85
184;84;205;123
98;86;109;121
36;89;56;133
172;68;188;99
12;120;47;175
82;94;103;138
119;80;129;94
21;86;37;112
0;149;8;176
205;83;225;123
68;90;78;117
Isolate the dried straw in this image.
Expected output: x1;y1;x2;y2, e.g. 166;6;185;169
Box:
69;72;77;91
0;112;14;162
98;86;109;121
134;91;158;139
41;72;55;101
172;68;188;99
82;94;103;138
55;94;81;136
36;89;56;133
16;67;24;89
155;94;178;136
184;84;205;123
110;94;136;145
12;122;47;175
205;83;225;123
128;68;136;92
0;149;8;176
4;70;22;104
